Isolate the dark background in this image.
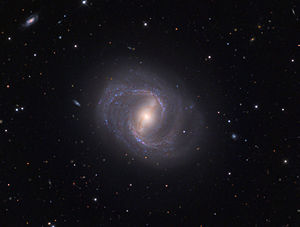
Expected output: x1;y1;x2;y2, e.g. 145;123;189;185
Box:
0;0;299;226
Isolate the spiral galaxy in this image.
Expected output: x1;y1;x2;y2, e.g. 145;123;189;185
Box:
98;70;201;162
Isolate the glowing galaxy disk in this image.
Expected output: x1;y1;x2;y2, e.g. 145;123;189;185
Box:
98;69;202;163
22;14;39;28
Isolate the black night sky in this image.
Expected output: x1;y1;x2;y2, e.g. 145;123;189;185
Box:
1;0;299;226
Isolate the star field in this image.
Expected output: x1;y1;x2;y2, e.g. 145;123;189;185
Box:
0;0;299;226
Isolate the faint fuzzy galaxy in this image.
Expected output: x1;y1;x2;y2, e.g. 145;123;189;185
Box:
98;69;202;163
21;14;39;29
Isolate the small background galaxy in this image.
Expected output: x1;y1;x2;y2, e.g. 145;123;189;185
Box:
0;0;299;226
